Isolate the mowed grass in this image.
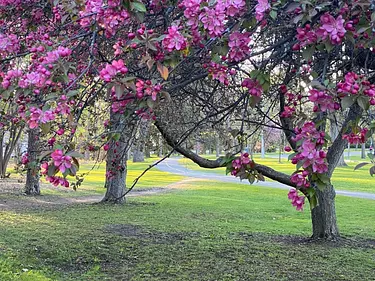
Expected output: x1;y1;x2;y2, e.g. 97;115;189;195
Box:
179;155;375;194
40;158;184;197
0;171;375;280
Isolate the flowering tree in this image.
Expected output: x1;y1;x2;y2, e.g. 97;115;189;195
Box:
1;0;375;239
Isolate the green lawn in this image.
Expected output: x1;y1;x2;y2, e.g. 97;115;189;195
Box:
39;158;184;197
0;158;374;280
179;155;375;194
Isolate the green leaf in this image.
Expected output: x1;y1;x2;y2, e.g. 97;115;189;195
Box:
270;10;277;20
324;41;334;53
112;133;121;141
66;151;84;158
130;1;146;12
315;179;327;191
40;123;51;134
309;193;318;210
250;70;259;79
302;46;314;61
357;95;369;110
341;95;355;109
288;152;298;161
354;162;371;170
317;173;330;184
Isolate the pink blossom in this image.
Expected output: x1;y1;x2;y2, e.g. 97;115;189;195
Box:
343;128;368;144
255;0;270;22
228;32;251;62
308;89;338;112
316;14;346;45
295;24;317;47
232;158;241;169
199;5;226;37
21;153;29;165
242;78;263;97
162;26;187;52
240;153;251;165
287;188;305;211
51;149;72;173
103;143;110;151
223;0;246;17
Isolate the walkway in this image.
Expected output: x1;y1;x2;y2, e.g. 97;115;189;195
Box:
156;158;375;200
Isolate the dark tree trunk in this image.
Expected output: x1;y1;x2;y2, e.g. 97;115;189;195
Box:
24;128;40;195
0;124;23;178
158;134;163;157
310;183;339;240
133;119;150;163
361;143;366;159
102;110;131;204
215;134;220;157
329;118;347;167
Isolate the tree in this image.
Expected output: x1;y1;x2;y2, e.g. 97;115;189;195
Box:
1;0;375;240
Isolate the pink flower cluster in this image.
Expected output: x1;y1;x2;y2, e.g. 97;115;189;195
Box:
279;85;300;118
242;78;263;97
224;0;246;17
255;0;271;22
0;33;20;56
337;72;375;104
46;175;70;187
27;107;55;129
288;188;305;211
51;149;72;174
99;59;128;82
135;79;162;101
199;5;226;37
231;153;252;176
316;14;346;45
162;26;187;52
294;13;347;49
21;153;29;165
290;122;328;187
181;0;202;29
111;91;133;114
207;62;230;85
1;46;72;90
228;32;251;62
181;0;246;38
294;24;317;49
343;128;368;144
80;0;129;37
308;89;339;112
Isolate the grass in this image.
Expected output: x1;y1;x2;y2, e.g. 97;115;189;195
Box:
0;158;374;280
40;158;184;197
179;155;375;194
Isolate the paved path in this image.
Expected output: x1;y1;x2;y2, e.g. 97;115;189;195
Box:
156;158;375;200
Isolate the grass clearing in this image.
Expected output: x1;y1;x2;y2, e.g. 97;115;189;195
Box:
0;166;374;281
179;155;375;194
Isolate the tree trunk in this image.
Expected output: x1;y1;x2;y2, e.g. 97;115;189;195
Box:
102;110;131;204
158;134;163;157
0;124;23;178
133;119;150;163
24;128;40;195
330;118;347;167
310;183;339;240
215;134;220;157
361;143;366;159
260;129;265;158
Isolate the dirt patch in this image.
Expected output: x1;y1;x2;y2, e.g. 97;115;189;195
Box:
106;224;199;244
